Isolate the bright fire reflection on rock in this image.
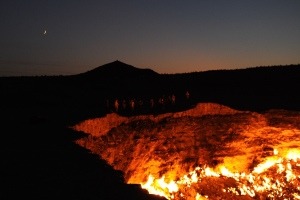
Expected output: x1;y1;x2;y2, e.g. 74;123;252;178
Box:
72;103;300;200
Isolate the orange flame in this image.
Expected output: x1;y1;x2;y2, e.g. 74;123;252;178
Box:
141;148;300;199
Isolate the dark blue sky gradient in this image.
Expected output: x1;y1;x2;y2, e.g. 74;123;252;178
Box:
1;0;300;76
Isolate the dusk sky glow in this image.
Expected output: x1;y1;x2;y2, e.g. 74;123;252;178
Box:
1;0;300;76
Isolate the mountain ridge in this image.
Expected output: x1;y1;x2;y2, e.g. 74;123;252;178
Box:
78;60;159;79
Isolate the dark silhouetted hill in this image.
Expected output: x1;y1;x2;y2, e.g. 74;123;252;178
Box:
78;60;159;80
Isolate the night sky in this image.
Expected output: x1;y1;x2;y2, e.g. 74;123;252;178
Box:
1;0;300;76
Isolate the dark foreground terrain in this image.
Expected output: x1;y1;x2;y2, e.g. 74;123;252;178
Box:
1;61;300;199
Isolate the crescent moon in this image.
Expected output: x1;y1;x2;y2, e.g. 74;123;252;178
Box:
43;30;47;35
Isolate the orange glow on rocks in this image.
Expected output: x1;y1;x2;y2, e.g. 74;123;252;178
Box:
72;103;300;199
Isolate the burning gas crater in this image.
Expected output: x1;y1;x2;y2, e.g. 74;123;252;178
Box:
72;103;300;200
